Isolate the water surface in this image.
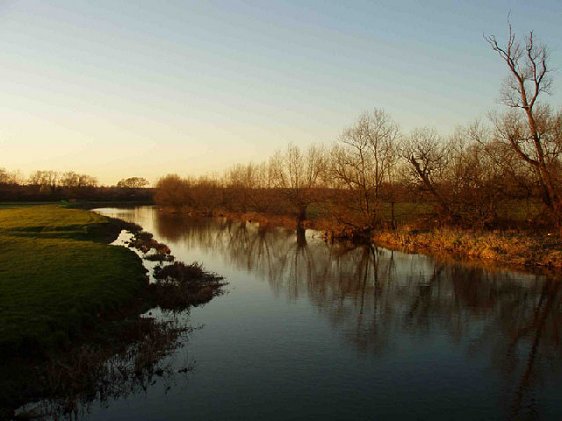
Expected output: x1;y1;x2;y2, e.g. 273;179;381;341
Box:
91;206;562;420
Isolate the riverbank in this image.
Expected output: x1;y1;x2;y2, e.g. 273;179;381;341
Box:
0;205;149;356
0;204;229;419
0;205;148;416
373;228;562;271
158;207;562;272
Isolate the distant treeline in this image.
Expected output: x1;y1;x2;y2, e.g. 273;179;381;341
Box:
154;29;562;236
0;171;153;203
153;109;559;234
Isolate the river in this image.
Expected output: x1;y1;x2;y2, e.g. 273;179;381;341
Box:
88;206;562;420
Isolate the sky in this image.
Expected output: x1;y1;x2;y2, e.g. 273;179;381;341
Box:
0;0;561;185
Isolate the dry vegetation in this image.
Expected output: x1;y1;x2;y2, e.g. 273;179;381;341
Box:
374;228;562;270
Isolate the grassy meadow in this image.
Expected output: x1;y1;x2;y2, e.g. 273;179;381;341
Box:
0;205;147;356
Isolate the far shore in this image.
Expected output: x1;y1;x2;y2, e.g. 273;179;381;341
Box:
156;206;562;273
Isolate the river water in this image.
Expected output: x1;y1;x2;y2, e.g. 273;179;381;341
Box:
90;206;562;420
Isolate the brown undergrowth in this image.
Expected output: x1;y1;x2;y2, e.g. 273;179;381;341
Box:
374;228;562;270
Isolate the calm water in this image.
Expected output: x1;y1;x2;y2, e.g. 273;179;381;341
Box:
91;206;562;421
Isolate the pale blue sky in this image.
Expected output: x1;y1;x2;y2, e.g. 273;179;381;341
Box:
0;0;561;184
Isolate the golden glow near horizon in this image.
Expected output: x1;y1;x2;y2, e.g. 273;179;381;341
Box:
1;1;561;185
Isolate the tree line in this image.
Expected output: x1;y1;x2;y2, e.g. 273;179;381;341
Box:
155;27;561;236
0;170;151;202
0;169;149;190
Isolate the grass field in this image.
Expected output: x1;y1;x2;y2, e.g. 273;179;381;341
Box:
0;205;147;356
0;201;58;209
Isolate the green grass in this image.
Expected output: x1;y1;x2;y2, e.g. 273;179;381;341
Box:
0;201;59;209
0;205;147;356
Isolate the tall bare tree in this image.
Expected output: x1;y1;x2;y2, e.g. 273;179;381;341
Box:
485;24;561;231
224;162;270;212
0;168;20;185
402;128;454;220
269;143;327;231
60;171;98;188
28;170;60;194
331;109;400;230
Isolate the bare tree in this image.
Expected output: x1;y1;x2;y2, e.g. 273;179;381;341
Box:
189;175;223;215
331;109;400;230
28;170;60;194
154;174;191;209
445;123;512;226
0;168;21;185
269;143;327;231
485;24;561;231
224;162;270;212
77;174;98;188
60;171;98;188
402;128;454;220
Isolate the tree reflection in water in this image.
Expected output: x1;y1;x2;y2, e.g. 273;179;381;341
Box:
155;212;562;419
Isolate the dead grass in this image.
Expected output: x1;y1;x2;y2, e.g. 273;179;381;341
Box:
374;228;562;270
